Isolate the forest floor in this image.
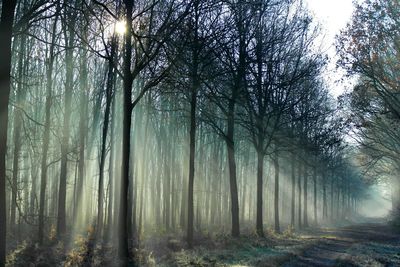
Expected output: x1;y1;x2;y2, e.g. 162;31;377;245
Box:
6;220;400;266
281;222;400;267
154;220;400;266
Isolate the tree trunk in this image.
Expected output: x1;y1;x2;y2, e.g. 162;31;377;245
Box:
313;166;317;225
322;172;327;219
298;163;302;228
226;110;240;237
256;149;264;236
57;6;76;238
303;163;308;228
187;5;200;246
187;83;197;248
290;154;295;227
72;4;88;230
105;87;116;243
0;0;17;265
38;10;58;244
274;150;280;233
330;177;334;220
98;39;116;239
10;32;27;232
161;115;171;231
138;173;144;241
119;0;134;264
180;165;187;230
163;143;171;230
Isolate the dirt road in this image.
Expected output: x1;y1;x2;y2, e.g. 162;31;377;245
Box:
282;223;400;266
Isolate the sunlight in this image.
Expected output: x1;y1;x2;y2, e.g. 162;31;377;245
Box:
4;0;400;266
114;20;126;35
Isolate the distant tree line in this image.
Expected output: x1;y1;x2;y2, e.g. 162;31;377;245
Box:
0;0;369;266
338;0;400;220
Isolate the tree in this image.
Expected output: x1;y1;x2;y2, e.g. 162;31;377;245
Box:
10;20;28;233
56;0;77;238
0;0;377;265
38;3;60;245
164;0;225;245
202;0;252;237
97;29;117;240
241;0;318;235
0;0;18;265
117;0;190;263
338;0;400;216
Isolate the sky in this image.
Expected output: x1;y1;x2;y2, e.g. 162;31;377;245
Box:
304;0;360;98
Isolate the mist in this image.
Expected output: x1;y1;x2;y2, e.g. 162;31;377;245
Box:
0;0;399;266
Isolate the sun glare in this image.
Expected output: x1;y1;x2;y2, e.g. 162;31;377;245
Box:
115;20;126;35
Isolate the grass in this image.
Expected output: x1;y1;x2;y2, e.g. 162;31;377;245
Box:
155;228;317;267
10;223;400;267
334;242;400;267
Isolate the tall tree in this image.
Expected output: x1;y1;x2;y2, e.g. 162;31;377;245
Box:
202;0;251;237
0;0;17;265
117;0;189;263
57;1;77;238
38;5;59;245
10;24;27;232
98;35;117;239
242;0;317;235
186;0;201;248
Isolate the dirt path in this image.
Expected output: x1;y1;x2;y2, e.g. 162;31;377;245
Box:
282;223;400;266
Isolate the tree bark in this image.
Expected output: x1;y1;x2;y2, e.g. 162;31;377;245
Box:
98;39;116;239
105;84;117;243
330;177;334;219
256;149;264;236
322;172;327;219
274;150;280;233
298;163;302;228
10;32;27;232
290;154;296;227
57;5;76;238
187;3;200;246
226;108;240;237
38;10;58;244
313;166;317;225
303;163;308;227
72;3;88;229
0;0;17;265
187;82;197;248
119;1;134;264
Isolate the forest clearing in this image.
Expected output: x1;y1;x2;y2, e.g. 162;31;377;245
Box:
0;0;400;266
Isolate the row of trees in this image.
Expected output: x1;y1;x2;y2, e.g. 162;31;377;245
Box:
337;0;400;217
0;0;368;266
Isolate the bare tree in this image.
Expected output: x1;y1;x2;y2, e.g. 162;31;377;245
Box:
0;0;18;265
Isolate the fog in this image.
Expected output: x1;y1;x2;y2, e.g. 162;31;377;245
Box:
0;0;399;266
